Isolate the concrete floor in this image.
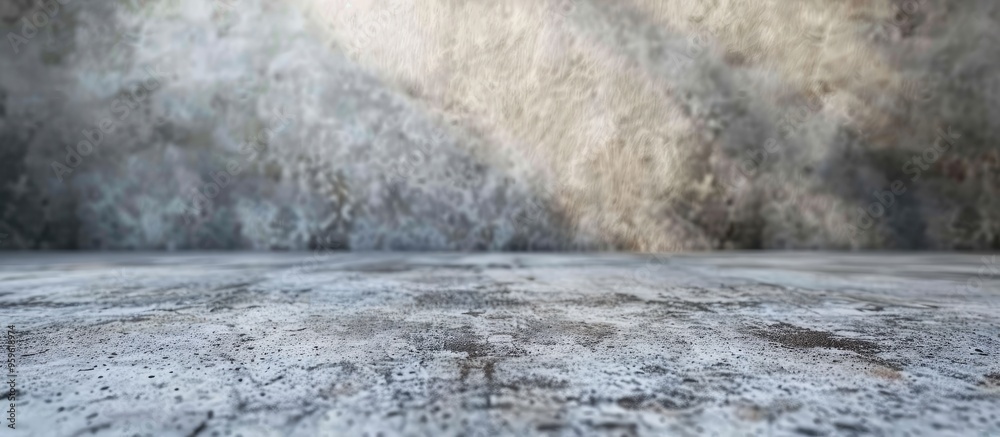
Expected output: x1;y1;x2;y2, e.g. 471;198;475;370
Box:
2;252;999;436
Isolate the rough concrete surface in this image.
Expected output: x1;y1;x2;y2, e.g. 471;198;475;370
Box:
2;252;999;436
4;0;1000;252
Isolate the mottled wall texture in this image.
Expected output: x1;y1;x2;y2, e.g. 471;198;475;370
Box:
0;0;997;251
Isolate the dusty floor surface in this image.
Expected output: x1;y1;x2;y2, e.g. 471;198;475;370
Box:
1;252;999;436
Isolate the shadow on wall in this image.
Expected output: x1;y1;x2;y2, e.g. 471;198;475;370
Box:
0;0;998;251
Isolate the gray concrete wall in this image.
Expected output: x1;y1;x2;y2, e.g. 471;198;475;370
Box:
1;0;997;251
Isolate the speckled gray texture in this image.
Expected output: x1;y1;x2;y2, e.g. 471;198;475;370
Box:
2;0;1000;251
2;252;998;436
0;0;587;251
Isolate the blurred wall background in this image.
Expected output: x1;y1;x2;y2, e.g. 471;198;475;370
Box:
0;0;997;251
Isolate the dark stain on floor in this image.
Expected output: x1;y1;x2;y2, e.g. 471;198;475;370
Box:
616;394;651;410
444;332;491;358
753;323;900;370
502;375;569;391
414;289;527;308
342;261;413;273
569;293;644;307
517;319;618;348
